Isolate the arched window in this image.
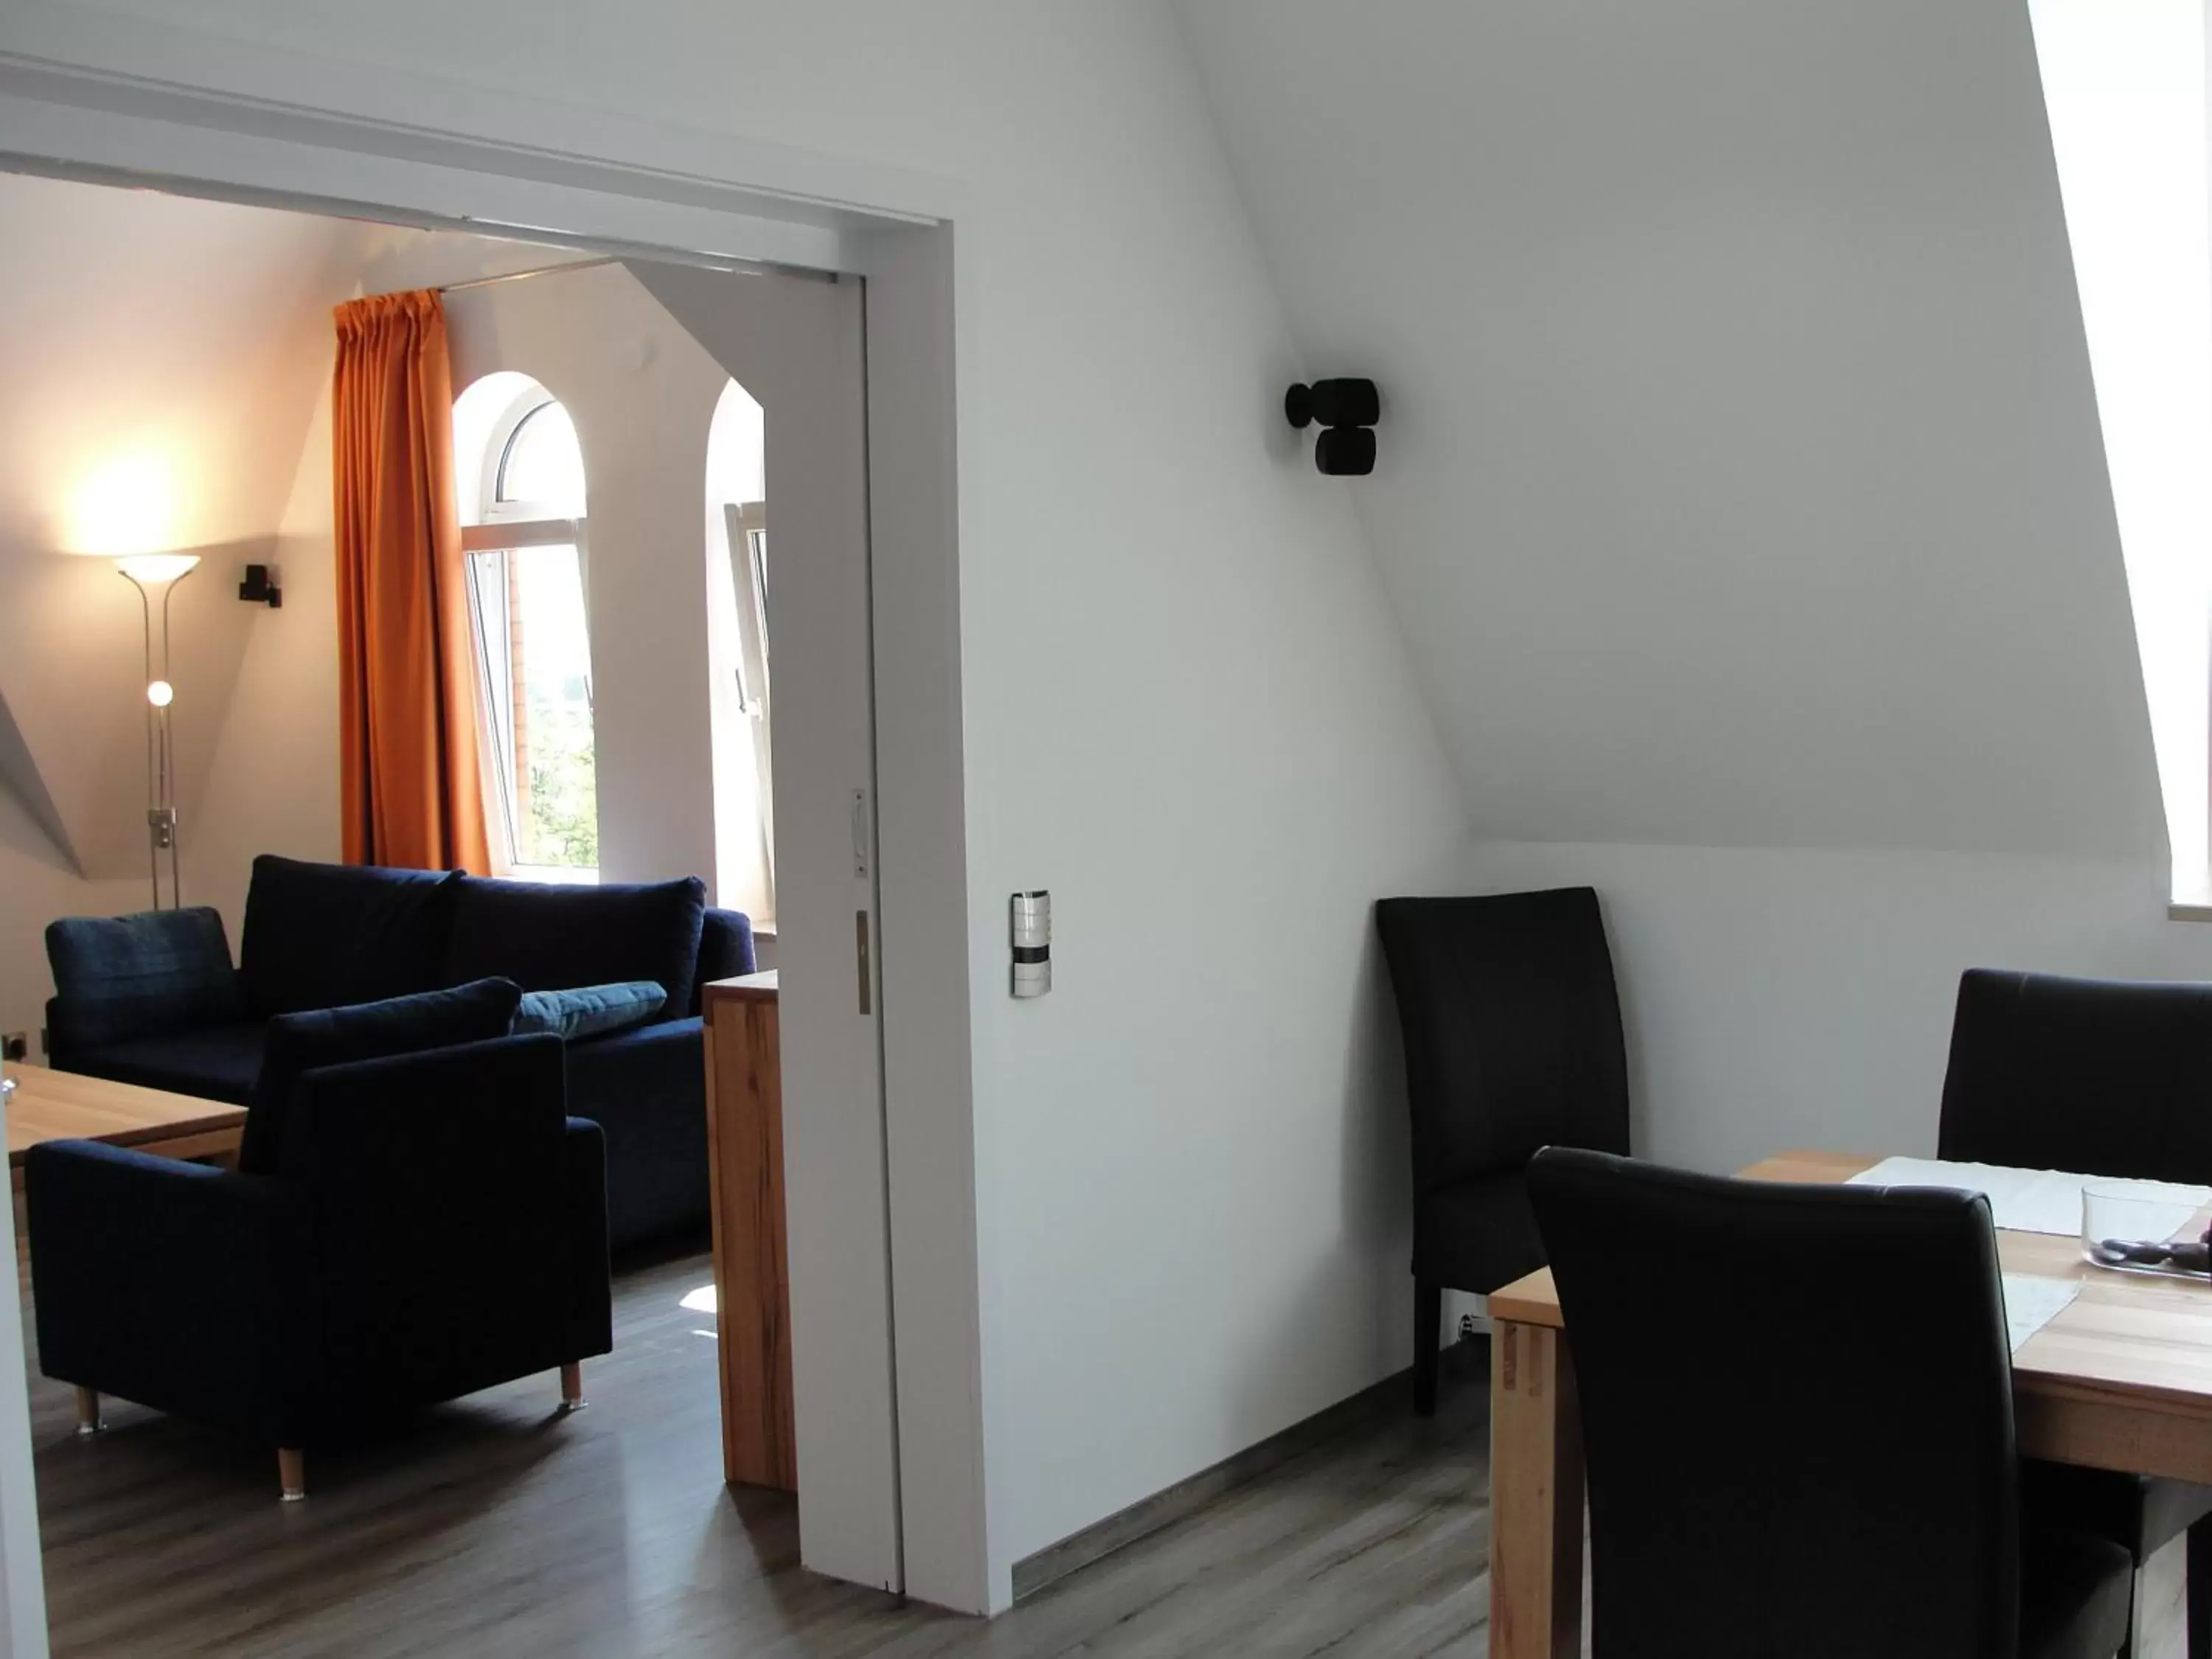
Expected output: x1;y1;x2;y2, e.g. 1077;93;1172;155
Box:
706;378;773;923
453;374;597;877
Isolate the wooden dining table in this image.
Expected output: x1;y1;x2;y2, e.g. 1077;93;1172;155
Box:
1485;1148;2212;1659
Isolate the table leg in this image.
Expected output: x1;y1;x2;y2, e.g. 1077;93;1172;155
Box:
1491;1319;1585;1659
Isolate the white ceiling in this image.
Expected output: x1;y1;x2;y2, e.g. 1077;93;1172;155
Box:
1178;0;2164;858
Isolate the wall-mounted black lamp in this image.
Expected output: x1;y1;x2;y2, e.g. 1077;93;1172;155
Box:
1285;378;1380;476
238;563;282;609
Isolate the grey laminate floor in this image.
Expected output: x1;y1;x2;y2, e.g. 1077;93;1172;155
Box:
26;1254;1493;1658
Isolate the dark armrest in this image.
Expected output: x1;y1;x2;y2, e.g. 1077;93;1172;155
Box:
691;909;757;1015
563;1118;613;1359
45;907;243;1055
24;1141;302;1438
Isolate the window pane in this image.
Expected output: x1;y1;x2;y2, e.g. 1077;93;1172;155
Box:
467;543;597;872
465;552;517;853
496;401;587;515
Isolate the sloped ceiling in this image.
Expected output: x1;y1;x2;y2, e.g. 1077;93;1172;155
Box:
0;171;616;883
1178;0;2163;858
0;174;363;877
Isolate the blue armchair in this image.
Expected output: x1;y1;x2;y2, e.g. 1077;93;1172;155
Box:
24;1032;613;1499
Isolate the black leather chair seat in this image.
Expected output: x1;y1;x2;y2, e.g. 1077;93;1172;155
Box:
2023;1528;2137;1659
2027;1463;2212;1564
1411;1172;1543;1293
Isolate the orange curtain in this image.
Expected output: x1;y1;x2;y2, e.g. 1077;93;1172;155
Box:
331;291;491;874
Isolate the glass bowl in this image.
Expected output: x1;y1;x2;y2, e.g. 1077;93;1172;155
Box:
2082;1184;2211;1279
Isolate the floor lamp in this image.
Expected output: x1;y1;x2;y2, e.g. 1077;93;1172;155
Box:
115;554;199;911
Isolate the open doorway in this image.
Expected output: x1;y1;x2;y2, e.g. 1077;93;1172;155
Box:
0;168;915;1650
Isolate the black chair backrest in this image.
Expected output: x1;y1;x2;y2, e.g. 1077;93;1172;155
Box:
1375;888;1628;1192
1528;1147;2020;1659
1939;968;2212;1185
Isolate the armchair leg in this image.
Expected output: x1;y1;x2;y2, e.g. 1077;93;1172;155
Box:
1413;1279;1443;1417
73;1388;102;1437
560;1362;585;1412
277;1448;305;1503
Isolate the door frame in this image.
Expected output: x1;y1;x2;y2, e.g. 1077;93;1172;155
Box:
0;5;993;1622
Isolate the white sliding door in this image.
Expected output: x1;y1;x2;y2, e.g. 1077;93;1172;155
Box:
631;262;900;1591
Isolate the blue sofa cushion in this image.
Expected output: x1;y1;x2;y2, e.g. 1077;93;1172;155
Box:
239;855;462;1018
63;1022;269;1106
46;908;241;1051
445;876;708;1023
512;981;667;1041
238;977;523;1175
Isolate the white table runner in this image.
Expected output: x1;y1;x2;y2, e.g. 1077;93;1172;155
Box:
2000;1274;2081;1354
1846;1155;2211;1240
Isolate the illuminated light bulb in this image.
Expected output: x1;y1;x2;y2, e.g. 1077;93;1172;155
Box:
146;681;174;709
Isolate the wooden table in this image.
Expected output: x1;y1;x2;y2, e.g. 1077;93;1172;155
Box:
5;1063;246;1174
1486;1148;2212;1658
700;972;796;1492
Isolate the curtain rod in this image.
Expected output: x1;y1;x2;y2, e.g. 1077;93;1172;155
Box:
439;255;622;293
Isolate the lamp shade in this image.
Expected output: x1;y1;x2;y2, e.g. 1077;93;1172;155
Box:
115;554;201;586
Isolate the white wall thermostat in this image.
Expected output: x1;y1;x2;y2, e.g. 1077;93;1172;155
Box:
1011;891;1051;998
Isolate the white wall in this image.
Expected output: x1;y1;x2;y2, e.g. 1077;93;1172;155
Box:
2;0;1475;1601
1179;0;2164;865
1175;0;2212;1314
1461;840;2212;1175
183;378;344;930
438;262;742;894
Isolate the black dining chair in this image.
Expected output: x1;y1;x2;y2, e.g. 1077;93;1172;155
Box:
1527;1146;2134;1659
1940;967;2212;1659
1374;887;1628;1414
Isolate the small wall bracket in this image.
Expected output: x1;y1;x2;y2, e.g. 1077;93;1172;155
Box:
239;563;282;608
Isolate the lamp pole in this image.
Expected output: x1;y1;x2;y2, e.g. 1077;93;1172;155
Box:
115;556;198;911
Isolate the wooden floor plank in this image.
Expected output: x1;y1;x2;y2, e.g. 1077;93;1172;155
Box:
24;1255;1495;1657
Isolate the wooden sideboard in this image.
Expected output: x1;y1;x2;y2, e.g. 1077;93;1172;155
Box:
700;972;797;1492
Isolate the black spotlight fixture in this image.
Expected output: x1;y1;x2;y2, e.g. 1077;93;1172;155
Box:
237;563;282;608
1285;378;1380;476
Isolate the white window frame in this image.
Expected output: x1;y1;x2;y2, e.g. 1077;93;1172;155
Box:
723;499;775;900
463;386;597;883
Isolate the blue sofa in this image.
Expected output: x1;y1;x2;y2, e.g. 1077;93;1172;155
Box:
44;855;754;1250
27;1026;612;1496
